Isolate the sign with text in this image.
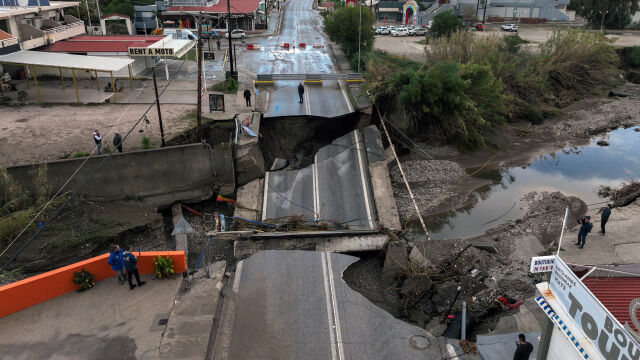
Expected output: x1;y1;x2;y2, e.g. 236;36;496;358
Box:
209;93;225;112
204;51;215;61
322;1;334;10
530;255;555;273
550;257;640;360
128;47;175;56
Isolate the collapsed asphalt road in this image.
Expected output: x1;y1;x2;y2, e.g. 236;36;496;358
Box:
239;0;354;117
212;250;442;360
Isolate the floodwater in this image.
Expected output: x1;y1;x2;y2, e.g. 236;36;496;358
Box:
422;127;640;240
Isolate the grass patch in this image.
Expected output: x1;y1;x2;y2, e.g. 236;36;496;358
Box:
142;136;152;149
181;109;216;127
72;151;89;158
209;77;238;94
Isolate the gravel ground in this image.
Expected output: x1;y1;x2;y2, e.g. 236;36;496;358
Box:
390;160;467;219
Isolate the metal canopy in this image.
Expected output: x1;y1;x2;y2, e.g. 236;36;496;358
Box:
0;50;134;71
148;36;196;59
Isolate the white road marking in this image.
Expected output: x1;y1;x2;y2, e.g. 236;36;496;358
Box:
304;84;311;115
338;79;354;113
326;253;345;360
353;130;374;229
321;252;338;360
312;160;319;221
261;171;270;221
232;260;244;293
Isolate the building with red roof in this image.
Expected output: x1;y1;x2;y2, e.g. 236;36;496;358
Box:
157;0;264;33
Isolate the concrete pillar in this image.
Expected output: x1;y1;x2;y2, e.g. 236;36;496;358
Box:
8;17;20;41
536;316;555;360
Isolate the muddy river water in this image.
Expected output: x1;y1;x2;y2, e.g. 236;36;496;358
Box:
423;126;640;240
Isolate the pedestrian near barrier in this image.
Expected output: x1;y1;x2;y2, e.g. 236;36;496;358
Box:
113;133;123;153
107;244;126;285
575;216;593;249
243;88;252;107
298;82;304;104
597;203;612;234
123;245;146;290
93;130;102;155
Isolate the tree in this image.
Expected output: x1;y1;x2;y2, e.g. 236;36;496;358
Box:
103;0;134;18
569;0;639;29
324;6;375;57
429;10;462;38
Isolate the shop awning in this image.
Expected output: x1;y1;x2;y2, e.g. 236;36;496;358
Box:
0;50;134;71
148;36;196;59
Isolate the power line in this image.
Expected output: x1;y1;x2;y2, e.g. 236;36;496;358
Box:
0;59;188;272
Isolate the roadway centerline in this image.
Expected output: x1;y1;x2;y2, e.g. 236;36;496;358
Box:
304;83;311;115
321;252;339;360
326;252;345;359
353;130;374;229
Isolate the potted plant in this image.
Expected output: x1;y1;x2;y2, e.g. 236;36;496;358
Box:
153;255;175;279
72;268;95;291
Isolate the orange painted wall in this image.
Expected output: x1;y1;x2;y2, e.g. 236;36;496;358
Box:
0;251;186;318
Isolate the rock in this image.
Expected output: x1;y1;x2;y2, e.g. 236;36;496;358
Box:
597;140;609;146
408;309;430;328
431;281;460;313
382;241;409;286
401;274;433;307
409;246;431;269
635;128;640;132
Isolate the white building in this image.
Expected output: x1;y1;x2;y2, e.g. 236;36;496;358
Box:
0;0;83;52
451;0;574;22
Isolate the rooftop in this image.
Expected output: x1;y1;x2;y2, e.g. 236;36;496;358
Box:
583;276;640;332
44;35;164;53
167;0;260;14
0;1;78;18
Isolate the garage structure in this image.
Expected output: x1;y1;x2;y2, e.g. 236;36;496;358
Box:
0;50;134;103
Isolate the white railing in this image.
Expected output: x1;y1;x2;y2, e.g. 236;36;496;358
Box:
42;21;85;42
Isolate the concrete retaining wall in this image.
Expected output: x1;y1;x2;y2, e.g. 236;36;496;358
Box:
4;143;235;206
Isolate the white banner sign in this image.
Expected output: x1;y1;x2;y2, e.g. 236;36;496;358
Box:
530;255;555;273
128;47;174;56
550;257;640;360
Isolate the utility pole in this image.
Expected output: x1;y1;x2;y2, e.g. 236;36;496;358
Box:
265;0;268;29
482;0;488;24
196;13;203;142
357;0;361;73
475;0;480;21
85;0;92;27
152;66;165;147
227;0;235;77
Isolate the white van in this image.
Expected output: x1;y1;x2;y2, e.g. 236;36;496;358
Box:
162;28;198;41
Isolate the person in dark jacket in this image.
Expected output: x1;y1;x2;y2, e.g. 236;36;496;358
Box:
298;82;304;104
113;133;123;153
93;130;102;155
597;204;612;234
123;245;146;290
107;244;125;284
575;216;593;249
243;89;252;107
513;333;533;360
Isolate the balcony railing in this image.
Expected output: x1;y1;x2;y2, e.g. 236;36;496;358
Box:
42;21;85;43
0;36;19;48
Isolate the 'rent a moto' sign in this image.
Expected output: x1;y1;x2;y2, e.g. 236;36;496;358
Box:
128;47;174;56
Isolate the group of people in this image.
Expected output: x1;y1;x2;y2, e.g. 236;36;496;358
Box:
241;82;305;108
93;130;123;155
107;244;146;290
575;204;613;249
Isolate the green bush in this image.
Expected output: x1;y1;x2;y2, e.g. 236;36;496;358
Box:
72;151;88;158
429;10;462;38
627;47;640;67
503;35;528;54
209;77;238;94
141;136;152;149
350;51;370;72
324;6;375;57
72;268;95;290
153;255;175;279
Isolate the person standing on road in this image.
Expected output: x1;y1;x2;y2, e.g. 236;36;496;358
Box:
113;133;123;153
575;216;593;249
243;88;252;107
216;37;221;50
123;245;146;290
597;204;612;234
298;82;304;104
513;333;533;360
93;130;102;155
107;244;126;285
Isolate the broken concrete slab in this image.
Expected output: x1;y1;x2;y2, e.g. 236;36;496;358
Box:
235;145;265;187
234;234;388;258
409;246;431;269
158;261;226;360
233;178;263;221
369;163;401;230
382;241;409;286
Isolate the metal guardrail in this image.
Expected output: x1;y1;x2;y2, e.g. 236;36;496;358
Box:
256;73;363;81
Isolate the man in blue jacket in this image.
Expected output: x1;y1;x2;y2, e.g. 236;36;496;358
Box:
107;244;125;284
597;204;612;234
123;245;146;290
575;216;593;249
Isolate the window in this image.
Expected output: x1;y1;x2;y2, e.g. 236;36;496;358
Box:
141;11;154;18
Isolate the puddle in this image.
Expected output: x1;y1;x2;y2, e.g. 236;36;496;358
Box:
417;127;640;240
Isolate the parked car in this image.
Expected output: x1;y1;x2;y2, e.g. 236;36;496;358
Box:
378;27;390;35
407;25;415;30
501;24;518;32
391;28;409;37
225;29;246;39
388;25;396;31
408;28;426;36
163;28;198;41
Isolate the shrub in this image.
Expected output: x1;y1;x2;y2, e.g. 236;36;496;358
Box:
72;151;88;158
153;255;175;279
141;136;152;149
503;35;528;54
626;47;640;67
429;10;462;38
209;77;238;94
72;268;95;291
324;6;375;57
